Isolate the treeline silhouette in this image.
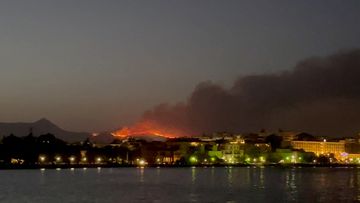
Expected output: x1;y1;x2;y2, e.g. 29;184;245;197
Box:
0;133;134;166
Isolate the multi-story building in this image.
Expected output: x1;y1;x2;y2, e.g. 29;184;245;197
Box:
291;140;345;159
220;140;245;163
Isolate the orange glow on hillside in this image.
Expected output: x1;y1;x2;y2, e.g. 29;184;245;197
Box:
112;120;186;139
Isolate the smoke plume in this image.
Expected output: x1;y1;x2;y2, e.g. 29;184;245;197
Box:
138;50;360;137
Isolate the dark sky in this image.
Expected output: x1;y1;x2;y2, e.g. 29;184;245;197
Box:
0;1;359;132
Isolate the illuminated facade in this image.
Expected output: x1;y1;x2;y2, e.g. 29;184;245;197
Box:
291;140;345;159
221;141;245;163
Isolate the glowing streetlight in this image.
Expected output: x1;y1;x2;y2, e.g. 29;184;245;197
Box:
189;156;198;164
259;156;265;163
55;156;62;162
139;160;146;166
39;156;46;162
69;156;76;163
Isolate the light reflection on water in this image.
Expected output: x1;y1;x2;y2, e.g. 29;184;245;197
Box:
285;168;297;201
0;167;360;202
139;167;145;183
191;167;196;184
259;167;264;189
189;167;198;202
357;170;360;201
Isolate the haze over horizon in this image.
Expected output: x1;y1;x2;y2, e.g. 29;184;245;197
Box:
1;1;360;133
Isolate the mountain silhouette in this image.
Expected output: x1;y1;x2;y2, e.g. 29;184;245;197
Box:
0;118;89;142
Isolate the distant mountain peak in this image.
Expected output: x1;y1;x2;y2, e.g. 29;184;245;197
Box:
35;118;52;124
0;119;90;142
34;118;57;127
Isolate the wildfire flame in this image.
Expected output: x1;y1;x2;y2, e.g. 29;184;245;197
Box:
111;120;186;139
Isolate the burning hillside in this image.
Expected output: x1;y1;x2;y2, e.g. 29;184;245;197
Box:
111;120;188;139
124;50;360;137
112;50;360;138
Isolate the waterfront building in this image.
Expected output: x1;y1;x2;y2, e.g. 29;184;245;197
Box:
344;153;360;162
291;140;345;159
220;141;245;163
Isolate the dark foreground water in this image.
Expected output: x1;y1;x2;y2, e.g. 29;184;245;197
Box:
0;167;359;203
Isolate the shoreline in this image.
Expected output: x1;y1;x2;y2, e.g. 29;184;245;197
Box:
1;163;359;170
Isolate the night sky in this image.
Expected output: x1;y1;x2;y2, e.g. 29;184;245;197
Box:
1;1;360;133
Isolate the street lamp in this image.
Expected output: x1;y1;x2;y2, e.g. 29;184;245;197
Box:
138;159;147;166
189;156;198;164
55;156;62;162
39;155;46;163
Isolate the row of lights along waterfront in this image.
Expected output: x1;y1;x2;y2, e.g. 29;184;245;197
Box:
38;155;102;164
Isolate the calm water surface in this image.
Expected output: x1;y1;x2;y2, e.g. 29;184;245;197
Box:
0;167;359;202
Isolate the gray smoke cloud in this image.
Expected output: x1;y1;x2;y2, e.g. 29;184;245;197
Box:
142;49;360;137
